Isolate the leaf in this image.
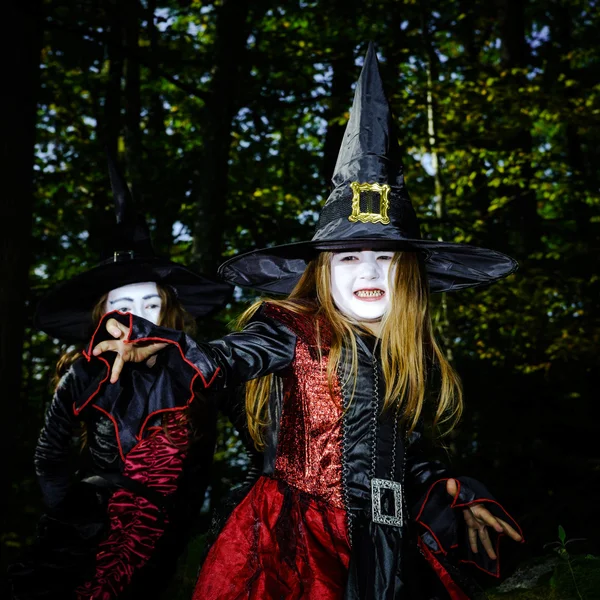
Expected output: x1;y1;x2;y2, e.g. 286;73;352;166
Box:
558;525;567;544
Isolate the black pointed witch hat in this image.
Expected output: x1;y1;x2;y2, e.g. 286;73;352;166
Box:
36;154;232;342
218;43;517;294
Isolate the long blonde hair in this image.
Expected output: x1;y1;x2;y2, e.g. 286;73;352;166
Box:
242;251;463;450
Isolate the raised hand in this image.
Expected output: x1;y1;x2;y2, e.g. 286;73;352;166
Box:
446;478;523;560
92;318;167;383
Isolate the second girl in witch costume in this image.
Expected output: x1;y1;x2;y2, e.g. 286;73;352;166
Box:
93;45;523;599
9;157;231;600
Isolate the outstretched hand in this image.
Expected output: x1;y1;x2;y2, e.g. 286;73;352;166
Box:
92;318;167;383
446;478;522;560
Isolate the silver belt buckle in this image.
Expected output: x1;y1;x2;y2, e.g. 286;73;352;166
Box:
371;478;403;527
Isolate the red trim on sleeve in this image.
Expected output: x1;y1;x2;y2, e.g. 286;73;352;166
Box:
414;478;453;555
73;354;111;416
414;477;524;578
77;310;218;459
418;538;470;600
85;309;130;357
88;309;220;389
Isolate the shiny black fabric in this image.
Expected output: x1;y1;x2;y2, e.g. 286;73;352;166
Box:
218;238;517;296
121;308;298;391
127;310;517;598
217;44;517;295
34;359;112;510
340;336;408;599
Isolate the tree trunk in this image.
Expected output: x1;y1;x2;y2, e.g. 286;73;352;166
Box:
145;0;173;256
320;0;357;184
0;0;42;548
420;1;453;358
420;1;445;221
0;3;42;403
191;0;252;273
104;0;124;158
498;0;539;255
89;0;124;257
123;0;142;201
321;45;356;184
456;1;493;226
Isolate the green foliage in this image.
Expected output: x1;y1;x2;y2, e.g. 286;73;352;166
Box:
545;526;591;600
6;0;600;588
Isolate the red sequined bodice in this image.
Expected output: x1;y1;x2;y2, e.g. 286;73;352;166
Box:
264;304;344;509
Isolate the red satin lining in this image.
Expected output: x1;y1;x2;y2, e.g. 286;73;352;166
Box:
194;476;350;600
75;415;188;599
418;538;471;600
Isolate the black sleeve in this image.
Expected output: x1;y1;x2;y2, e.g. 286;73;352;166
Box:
33;362;88;510
404;427;522;577
404;427;453;518
100;306;297;391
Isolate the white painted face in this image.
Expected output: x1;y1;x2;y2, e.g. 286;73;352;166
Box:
330;250;396;324
105;281;162;325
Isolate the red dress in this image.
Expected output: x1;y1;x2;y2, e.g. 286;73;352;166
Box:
195;304;351;599
120;305;523;600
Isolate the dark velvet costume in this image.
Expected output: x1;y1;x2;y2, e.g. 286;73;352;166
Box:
117;305;522;600
10;312;218;600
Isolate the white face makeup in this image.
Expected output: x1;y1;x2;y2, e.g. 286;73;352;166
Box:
330;251;396;325
105;282;162;325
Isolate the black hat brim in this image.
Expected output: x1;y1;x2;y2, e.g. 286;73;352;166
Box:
36;257;232;342
218;237;518;295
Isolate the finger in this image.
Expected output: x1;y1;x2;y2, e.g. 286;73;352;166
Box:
478;527;497;560
136;342;167;362
92;340;119;356
106;318;129;339
463;508;477;529
496;517;523;542
468;526;478;554
110;354;125;384
470;505;504;533
446;478;458;498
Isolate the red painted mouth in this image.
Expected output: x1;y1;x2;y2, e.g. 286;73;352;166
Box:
353;288;385;302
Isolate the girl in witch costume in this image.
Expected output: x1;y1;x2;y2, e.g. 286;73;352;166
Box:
92;45;523;599
9;157;232;600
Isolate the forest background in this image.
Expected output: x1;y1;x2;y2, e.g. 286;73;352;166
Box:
2;0;600;597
